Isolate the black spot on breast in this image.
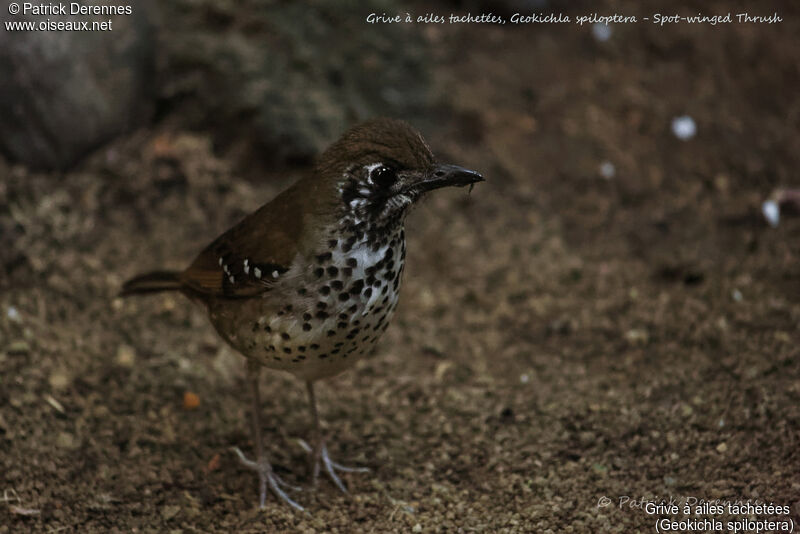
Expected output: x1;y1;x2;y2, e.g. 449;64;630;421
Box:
315;310;329;320
283;347;292;354
318;353;329;359
337;321;347;329
338;313;348;320
317;252;332;263
331;280;344;291
338;292;350;302
343;267;353;277
298;288;307;296
303;313;312;321
314;268;324;278
298;346;306;352
327;266;339;277
349;279;364;294
264;325;272;333
303;323;312;331
347;258;357;268
364;287;372;298
317;301;328;309
320;285;331;296
327;330;336;337
281;332;290;340
310;343;320;350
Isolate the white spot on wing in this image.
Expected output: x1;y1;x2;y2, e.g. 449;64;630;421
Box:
254;267;262;278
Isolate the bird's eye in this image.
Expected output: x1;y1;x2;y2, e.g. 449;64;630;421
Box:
371;165;397;188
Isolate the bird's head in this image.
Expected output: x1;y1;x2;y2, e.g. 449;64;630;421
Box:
315;118;483;231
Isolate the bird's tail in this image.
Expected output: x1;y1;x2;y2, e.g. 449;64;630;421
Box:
120;271;183;296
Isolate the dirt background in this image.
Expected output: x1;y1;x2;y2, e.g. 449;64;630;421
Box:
2;0;799;532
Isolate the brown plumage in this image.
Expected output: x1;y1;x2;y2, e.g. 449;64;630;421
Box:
120;117;483;510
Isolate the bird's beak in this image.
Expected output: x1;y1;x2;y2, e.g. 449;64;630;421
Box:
414;164;484;194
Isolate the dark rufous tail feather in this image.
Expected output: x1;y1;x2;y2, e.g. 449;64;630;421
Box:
120;271;182;296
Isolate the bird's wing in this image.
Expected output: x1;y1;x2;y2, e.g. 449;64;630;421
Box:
179;187;306;299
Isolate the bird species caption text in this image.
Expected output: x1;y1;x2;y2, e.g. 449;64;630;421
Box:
366;12;783;26
596;495;795;532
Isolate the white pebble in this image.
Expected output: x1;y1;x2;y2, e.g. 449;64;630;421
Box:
7;306;21;322
762;200;780;228
599;161;615;179
520;374;530;384
671;115;697;140
592;22;612;42
731;289;743;302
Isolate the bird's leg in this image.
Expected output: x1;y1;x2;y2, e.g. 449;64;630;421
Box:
231;361;303;511
303;380;369;493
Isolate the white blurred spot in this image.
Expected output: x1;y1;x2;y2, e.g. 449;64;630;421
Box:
762;200;780;227
592;22;612;42
520;374;530;384
599;161;615;179
671;115;696;140
731;289;743;302
7;306;20;322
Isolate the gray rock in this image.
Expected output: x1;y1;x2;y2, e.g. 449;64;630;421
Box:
0;2;153;170
156;0;431;162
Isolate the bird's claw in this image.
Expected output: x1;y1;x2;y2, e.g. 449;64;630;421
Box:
297;439;370;493
230;447;304;511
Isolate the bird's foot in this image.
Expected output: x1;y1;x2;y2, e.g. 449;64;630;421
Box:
230;447;304;511
298;439;370;493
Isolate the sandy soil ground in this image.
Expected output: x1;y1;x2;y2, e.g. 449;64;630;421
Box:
2;1;799;532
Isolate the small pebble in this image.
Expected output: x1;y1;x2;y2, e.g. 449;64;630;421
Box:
161;505;181;520
520;374;530;384
183;391;201;410
592;22;612;42
116;344;136;367
49;371;70;390
56;431;77;449
716;442;728;453
731;289;743;302
7;306;21;322
599;161;615;179
762;200;780;227
671;115;697;140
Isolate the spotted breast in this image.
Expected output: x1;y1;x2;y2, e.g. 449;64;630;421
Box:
209;226;406;382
